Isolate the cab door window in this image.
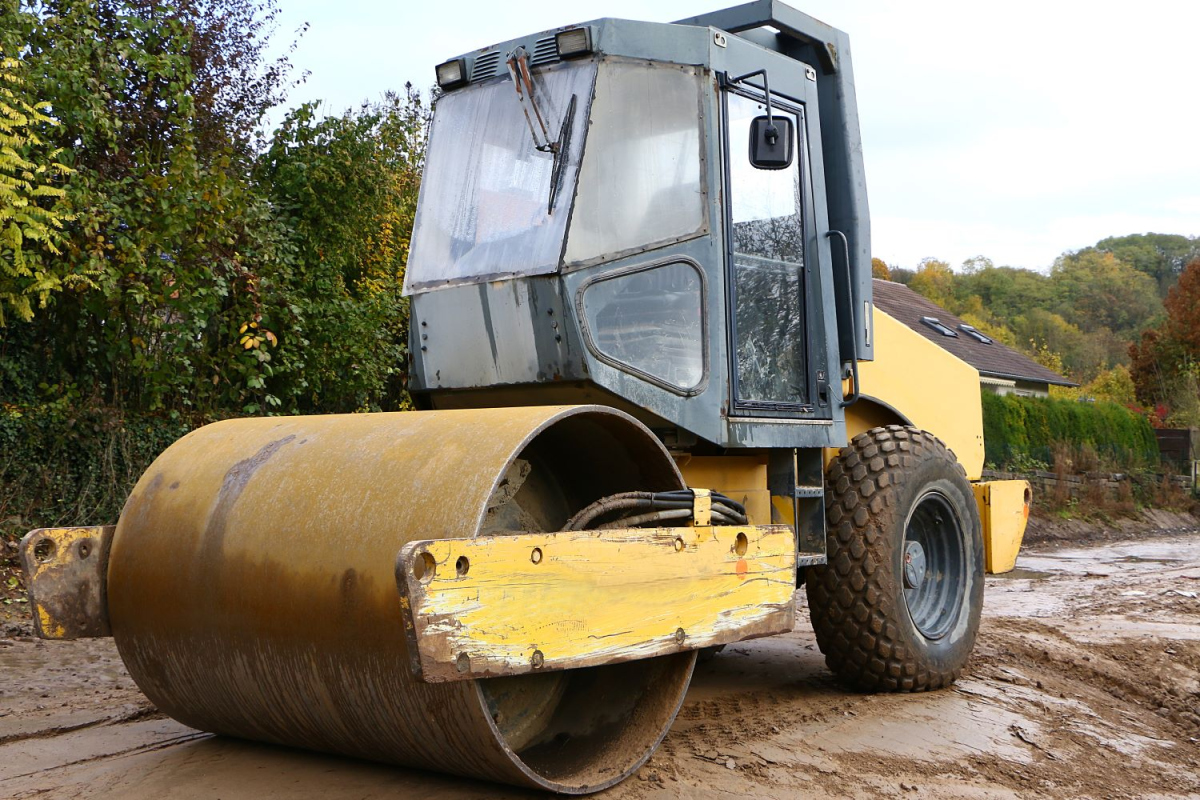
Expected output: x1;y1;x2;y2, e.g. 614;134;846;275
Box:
726;92;807;408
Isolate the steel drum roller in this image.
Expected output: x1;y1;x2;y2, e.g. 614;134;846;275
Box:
107;405;695;793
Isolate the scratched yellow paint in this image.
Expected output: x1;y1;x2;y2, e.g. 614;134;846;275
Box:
36;605;66;639
24;527;92;582
973;480;1030;574
400;524;796;682
21;526;111;640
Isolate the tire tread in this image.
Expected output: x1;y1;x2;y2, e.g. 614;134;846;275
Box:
807;425;973;692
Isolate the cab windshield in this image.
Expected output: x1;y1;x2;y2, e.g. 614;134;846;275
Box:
404;60;596;293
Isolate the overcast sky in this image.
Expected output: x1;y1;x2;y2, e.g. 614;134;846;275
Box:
266;0;1200;273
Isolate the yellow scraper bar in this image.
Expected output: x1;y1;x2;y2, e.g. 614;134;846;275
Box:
396;524;796;683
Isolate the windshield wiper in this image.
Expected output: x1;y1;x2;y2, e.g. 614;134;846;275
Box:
506;47;574;213
547;95;575;213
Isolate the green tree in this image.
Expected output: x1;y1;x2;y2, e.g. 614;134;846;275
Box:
955;264;1052;322
1009;308;1125;382
1096;232;1200;297
1069;364;1138;407
959;255;993;274
0;0;299;413
257;90;429;412
908;257;956;308
0;45;75;324
1050;248;1160;338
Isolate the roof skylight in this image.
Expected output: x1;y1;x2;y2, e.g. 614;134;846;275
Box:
920;316;958;337
958;324;993;344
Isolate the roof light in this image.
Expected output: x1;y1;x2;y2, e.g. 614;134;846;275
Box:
555;27;593;58
959;324;993;344
921;316;958;337
435;58;468;90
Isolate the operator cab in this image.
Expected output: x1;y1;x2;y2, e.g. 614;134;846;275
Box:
405;10;871;453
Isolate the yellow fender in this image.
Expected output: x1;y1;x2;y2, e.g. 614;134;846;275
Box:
838;307;1028;573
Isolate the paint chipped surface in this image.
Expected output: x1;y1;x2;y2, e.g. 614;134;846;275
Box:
19;527;114;640
399;525;796;681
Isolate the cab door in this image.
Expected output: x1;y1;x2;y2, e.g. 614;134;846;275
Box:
724;89;822;416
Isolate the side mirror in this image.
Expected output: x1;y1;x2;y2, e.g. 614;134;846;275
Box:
749;115;794;170
728;68;796;171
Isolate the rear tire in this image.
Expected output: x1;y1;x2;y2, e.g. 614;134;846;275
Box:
806;425;983;692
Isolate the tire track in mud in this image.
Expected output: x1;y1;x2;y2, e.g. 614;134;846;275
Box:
0;705;160;746
1;533;1200;799
613;536;1200;798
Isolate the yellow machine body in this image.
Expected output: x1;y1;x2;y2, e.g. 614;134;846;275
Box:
19;525;114;640
848;308;985;479
677;456;772;524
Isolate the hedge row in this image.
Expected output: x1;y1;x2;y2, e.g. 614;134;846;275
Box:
981;392;1158;470
0;405;195;541
0;394;1161;542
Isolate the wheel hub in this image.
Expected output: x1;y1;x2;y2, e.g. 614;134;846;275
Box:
902;490;967;640
903;540;926;589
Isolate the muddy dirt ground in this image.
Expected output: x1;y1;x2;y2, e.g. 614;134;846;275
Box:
2;517;1199;799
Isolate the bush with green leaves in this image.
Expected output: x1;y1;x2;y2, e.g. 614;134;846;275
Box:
257;90;427;413
0;1;430;548
0;1;427;417
982;391;1158;471
0;402;192;541
0;46;74;324
0;0;301;413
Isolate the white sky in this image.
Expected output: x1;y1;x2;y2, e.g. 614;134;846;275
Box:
267;0;1200;273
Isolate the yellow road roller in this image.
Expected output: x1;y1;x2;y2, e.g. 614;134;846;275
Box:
21;2;1030;793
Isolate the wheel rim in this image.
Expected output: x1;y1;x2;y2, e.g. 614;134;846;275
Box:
902;490;966;640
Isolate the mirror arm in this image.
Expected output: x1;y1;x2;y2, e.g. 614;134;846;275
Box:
730;69;778;144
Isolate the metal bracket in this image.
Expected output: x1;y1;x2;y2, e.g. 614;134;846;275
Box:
691;488;713;526
729;68;779;139
506;46;555;153
19;526;115;639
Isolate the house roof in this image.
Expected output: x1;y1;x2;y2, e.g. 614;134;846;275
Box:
872;279;1078;387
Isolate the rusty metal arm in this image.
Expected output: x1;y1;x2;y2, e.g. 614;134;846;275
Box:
506;47;556;153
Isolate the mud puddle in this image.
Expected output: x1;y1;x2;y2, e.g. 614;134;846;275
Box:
2;532;1199;799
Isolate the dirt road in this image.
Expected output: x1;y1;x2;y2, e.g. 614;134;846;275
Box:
2;530;1199;799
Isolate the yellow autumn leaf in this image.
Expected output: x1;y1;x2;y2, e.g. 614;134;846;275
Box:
243;338;255;350
239;323;248;334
